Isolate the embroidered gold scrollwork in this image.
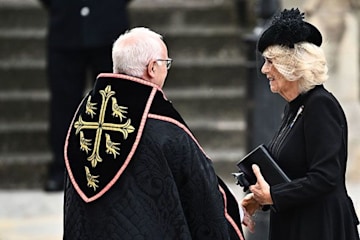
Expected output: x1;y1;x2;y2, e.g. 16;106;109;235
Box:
111;97;128;121
85;96;97;118
79;131;92;153
105;133;120;158
73;85;136;191
85;166;99;191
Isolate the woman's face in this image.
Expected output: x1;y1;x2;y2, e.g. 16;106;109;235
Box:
261;57;297;100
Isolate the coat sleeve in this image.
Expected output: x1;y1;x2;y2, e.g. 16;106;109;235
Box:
270;93;346;212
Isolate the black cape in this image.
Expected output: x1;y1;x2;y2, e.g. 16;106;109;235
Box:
63;73;244;240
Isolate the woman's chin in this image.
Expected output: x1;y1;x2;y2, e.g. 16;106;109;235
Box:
269;86;278;93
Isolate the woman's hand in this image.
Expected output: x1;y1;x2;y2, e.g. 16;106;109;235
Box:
249;164;273;205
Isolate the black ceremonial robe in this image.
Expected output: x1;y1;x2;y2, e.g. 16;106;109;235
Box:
267;85;359;240
63;73;244;240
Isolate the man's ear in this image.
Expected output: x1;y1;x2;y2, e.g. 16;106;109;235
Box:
147;61;156;78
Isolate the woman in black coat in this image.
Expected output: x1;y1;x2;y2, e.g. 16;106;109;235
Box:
241;8;360;240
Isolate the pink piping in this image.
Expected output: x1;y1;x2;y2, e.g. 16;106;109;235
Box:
149;113;244;240
64;75;158;203
64;73;244;239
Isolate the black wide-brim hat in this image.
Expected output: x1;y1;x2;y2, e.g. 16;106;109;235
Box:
257;8;322;53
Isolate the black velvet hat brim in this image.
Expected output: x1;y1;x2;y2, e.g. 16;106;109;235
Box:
257;15;322;53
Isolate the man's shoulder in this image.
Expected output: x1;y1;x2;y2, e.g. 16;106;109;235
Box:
144;118;189;138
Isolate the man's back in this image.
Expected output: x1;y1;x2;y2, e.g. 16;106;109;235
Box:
64;119;232;239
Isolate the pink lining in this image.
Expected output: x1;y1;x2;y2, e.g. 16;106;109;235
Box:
219;186;245;240
64;97;87;201
64;73;244;238
97;73;168;100
64;75;158;203
149;113;244;240
148;114;210;159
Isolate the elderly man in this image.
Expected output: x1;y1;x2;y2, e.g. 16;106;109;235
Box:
63;27;245;240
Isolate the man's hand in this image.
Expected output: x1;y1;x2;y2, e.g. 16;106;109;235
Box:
241;193;260;233
241;193;261;216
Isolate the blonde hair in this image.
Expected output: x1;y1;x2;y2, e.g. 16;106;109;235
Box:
263;42;328;93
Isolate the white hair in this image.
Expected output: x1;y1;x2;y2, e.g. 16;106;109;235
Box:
263;42;329;93
112;27;164;77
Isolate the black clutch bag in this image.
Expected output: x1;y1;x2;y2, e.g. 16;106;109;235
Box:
234;144;291;190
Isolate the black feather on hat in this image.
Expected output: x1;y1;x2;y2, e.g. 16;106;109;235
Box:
257;8;322;53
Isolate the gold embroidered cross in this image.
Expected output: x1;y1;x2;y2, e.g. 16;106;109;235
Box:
74;85;135;168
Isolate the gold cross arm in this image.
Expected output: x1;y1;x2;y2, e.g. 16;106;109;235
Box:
74;116;99;135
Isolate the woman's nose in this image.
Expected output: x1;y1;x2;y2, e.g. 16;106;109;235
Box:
261;63;268;74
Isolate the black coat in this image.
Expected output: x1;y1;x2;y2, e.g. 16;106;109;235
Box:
63;74;244;240
267;85;359;240
39;0;131;48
